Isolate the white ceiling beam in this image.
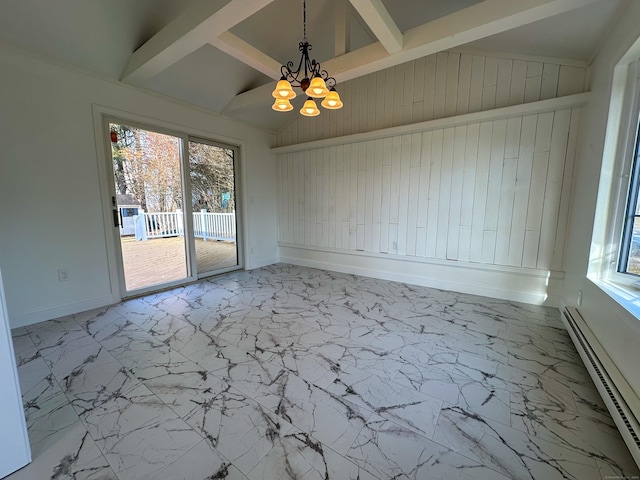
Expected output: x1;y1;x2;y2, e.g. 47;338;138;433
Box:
222;83;275;114
122;0;275;83
334;0;351;57
330;0;602;80
223;0;599;114
348;0;402;53
403;0;600;55
213;32;282;79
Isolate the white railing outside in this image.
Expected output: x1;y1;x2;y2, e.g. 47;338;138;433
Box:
193;210;236;241
140;211;183;239
132;210;235;243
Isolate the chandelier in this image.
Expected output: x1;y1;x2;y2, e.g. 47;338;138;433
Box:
271;0;343;117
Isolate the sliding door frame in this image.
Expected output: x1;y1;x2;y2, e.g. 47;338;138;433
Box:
188;136;244;279
104;115;195;296
92;105;245;301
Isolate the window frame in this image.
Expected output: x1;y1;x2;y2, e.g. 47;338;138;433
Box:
584;28;640;318
599;59;640;292
618;114;640;276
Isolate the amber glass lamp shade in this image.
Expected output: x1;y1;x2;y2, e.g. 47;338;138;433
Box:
321;89;343;109
305;76;329;98
272;79;296;100
272;98;294;112
300;98;320;117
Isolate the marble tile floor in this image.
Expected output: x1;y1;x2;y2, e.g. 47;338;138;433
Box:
7;263;640;480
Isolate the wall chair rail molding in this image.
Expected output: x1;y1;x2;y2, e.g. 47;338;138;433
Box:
272;92;589;153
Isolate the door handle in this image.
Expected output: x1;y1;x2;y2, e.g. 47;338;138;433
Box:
113;209;120;228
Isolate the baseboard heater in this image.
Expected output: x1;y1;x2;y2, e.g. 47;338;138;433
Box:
561;307;640;468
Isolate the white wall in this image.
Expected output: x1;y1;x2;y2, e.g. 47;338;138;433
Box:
0;44;278;328
562;1;640;399
275;50;587;305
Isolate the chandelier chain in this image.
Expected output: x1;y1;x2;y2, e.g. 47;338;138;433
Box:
303;0;307;40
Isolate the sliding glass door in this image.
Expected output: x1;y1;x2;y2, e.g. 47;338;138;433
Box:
189;139;239;275
106;120;241;296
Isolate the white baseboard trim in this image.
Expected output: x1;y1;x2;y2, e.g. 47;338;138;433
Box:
8;256;281;329
9;294;118;329
280;245;563;306
245;256;280;271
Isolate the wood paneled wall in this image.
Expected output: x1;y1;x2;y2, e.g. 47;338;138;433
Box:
277;105;581;272
276;50;586;147
275;50;586;300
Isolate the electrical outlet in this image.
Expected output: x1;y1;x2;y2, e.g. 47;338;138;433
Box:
392;241;398;251
57;269;69;282
251;247;254;255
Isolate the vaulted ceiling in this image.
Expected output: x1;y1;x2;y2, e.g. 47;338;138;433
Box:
0;0;625;132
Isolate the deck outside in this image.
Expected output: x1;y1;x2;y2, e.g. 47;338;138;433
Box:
120;237;237;290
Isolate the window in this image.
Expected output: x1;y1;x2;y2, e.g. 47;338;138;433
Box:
587;45;640;316
121;207;138;218
619;118;640;275
589;57;640;295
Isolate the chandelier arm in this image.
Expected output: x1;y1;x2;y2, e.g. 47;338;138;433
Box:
308;59;319;78
295;51;306;80
282;55;305;86
301;42;311;81
317;68;330;80
284;70;300;86
281;64;292;78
